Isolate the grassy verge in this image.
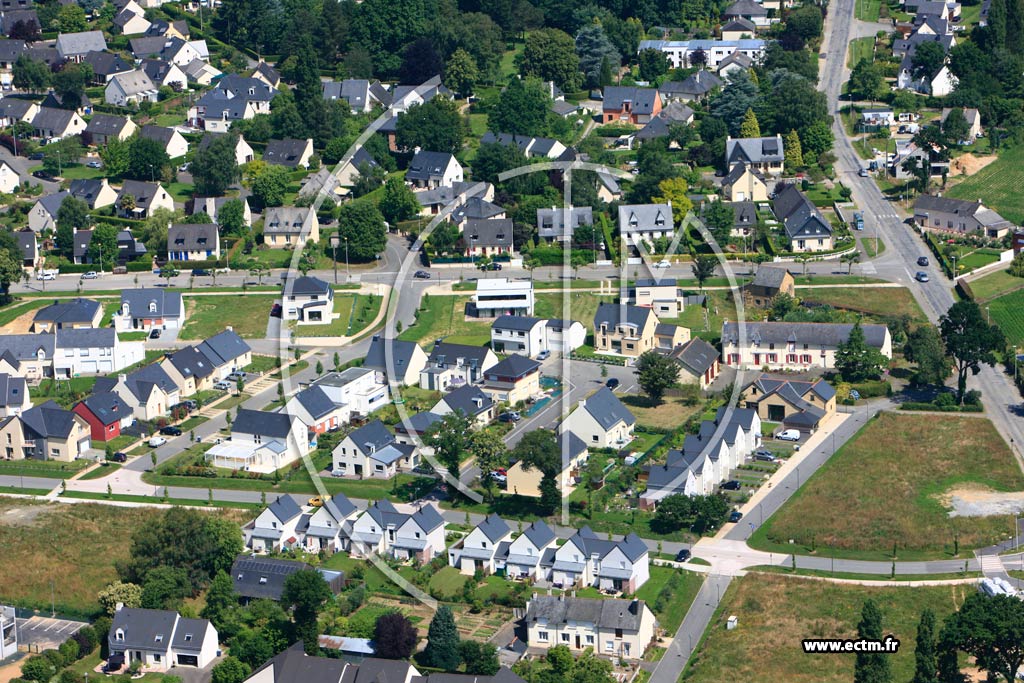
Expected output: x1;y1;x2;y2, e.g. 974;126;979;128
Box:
78;463;121;480
847;36;875;67
60;490;261;510
967;269;1024;302
0;459;88;479
397;294;492;346
797;286;927;322
747;566;980;582
180;294;276;339
634;566;704;633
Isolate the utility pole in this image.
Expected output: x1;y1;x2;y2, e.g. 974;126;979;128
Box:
330;235;339;284
344;236;350;282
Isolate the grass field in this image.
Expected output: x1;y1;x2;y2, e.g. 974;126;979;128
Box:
397;295;491;346
986;288;1024;344
0;458;88;479
622;394;705;430
634;566;704;633
0;299;47;327
428;566;468;599
797;286;927;322
854;0;882;21
967;269;1024;301
847;36;875;67
750;412;1024;559
296;294;383;337
180;294;276;339
683;574;966;683
534;292;616;326
78;463;121;480
947;145;1024;225
663;290;736;343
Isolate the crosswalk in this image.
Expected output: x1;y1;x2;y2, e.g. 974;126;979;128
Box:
977;552;1007;577
859;261;877;274
874;212;903;221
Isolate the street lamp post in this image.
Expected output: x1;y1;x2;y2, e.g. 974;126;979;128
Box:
344;236;350;282
330;235;339;285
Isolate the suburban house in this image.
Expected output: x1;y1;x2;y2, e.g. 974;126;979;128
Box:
0;99;39;128
72;391;134;442
139;125;190;159
332;419;418;479
263;207;320;247
56;31;107;61
206;409;310;474
507;431;588;498
550;527;650;592
230;556;313;603
100;363;180;421
282;276;333;324
0;374;29;417
161;346;218;396
725;135;785;176
940;107;982;143
561;387;635;449
69;178;118;210
116;181;174;219
490;316;586;357
742;375;837;433
722;197;756;237
262;138;315;169
167;223;220;261
393;411;445;446
419;343;498;391
431;385;496;427
192;196;252;227
31;106;86;140
140;58;187;89
537;206;593;243
107;607;218;670
196;329;252;379
772;184;834;252
113;289;184;332
601;86;662;124
248;496;304;553
302;368;390;425
82;50;134;84
84;113;136;145
618;203;674;251
631;278;700;317
53;329;144;378
0;400;91;462
105;69;158;106
448;514;512;575
332;147;380;190
635;102;696;143
469;278;535;318
721;321;893;370
479;131;568;159
461;218;514;258
480;354;541;405
912;195;1013;238
28;191;68;232
405;150;463;190
744;265;795;308
498;520;557;580
321;78;386;112
593;302;661;357
14;230;36;270
659;70;722;103
667;337;721;390
897;55;957;96
364;336;429;387
197;132;254;166
637;37;766;69
32;298;102;332
304;495;360;554
348;500;446;564
720;162;769;202
522;595;655;660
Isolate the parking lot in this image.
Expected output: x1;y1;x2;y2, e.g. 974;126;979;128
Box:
15;616;87;652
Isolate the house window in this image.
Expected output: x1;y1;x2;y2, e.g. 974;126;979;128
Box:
116;630;124;641
801;354;812;364
605;641;614;652
786;354;797;363
615;629;623;638
561;633;570;643
767;354;777;363
585;635;594;645
154;635;163;643
538;631;549;642
154;655;161;663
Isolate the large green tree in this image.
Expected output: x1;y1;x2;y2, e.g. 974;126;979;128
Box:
490;77;551;137
86;224;119;272
939;300;1005;402
423;605;461;671
200;571;238;631
425;410;472;477
835;320;888;382
903;325;952;387
281;570;332;654
518;28;581;91
379;176;420;226
250;164;290;208
12;54;50;92
395;98;465;155
56;196;89;259
193;134;242;196
126;137;171;182
468;429;507;502
510;429;561;513
444;49;479;98
460;640;500;675
849;59;886;102
854;599;892;683
575;23;619;89
211;657;251;683
702;200;735;248
634;350;679;404
218;199;247;237
709;69;759;137
337;202;387;261
140;566;192;610
943;593;1024;683
912;609;938;683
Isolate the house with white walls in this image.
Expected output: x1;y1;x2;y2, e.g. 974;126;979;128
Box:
448;514;512;575
348;500;446;565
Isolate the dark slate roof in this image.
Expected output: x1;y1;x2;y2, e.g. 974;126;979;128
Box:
230;555;312;601
171;618;211;652
85;113;131;137
746;375;836;403
594;302;656;331
411;503;445;532
117;180;165;212
69;179;109;208
294;385;337;420
486;354;541;379
1;333;54;361
428;342;492;368
81;391;132;425
140;58;183;85
166;346;216;380
440;384;493;417
662;70;721;97
492;315;544;332
724;0;768;16
522;519;556;548
138;124;176;146
263;138;310;167
670;337;719;375
168;223;217;252
196;327;250;366
108;608;179;651
722;17;757;31
476;514;511;542
121;288;183;318
289;276;331;297
463;218;512;248
579;386;636;428
56;30;106;56
750;265;791;289
83;50;132;77
15;229;35;259
216;74;277;102
21;400;78;439
727;135;784;165
395;411;444;435
636;102;695;140
536;206;592;239
0;97;34;120
565;526;648;562
772;184;833;240
0;373;26;408
122;363;177;401
602;86;659;115
267;495;302;522
451;196;504;223
524;595;650;630
0;39;26;64
35;190;68;218
406;150;457;182
253;61;279;84
53;327;115;349
721;321;890;348
364;336;422;376
234;408;293;439
33;297;100;325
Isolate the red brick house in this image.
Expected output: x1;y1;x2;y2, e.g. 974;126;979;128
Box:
601;86;662;125
73;391;133;442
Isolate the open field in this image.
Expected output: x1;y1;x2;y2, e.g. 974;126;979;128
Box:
634;566;704;633
663;290;736;343
622;394;705;430
947;145;1024;225
533;292;617;327
854;0;882;21
750;412;1024;559
0;458;88;479
180;294;277;339
797;286;927;322
296;294;383;337
683;574;966;683
986;288;1024;344
967;269;1024;301
847;36;875;67
397;295;491;347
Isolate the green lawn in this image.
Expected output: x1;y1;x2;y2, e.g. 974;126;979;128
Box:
684;574;962;683
296;294;383;337
0;458;87;479
633;566;704;633
166;182;194;203
105;434;139;452
860;236;884;257
967;269;1024;301
661;290;736;343
179;415;209;431
854;0;882;20
78;463;120;480
397;295;492;346
533;292;617;326
59;164;105;181
796;286;927;322
0;299;48;327
750;412;1024;560
245;354;281;374
986;288;1024;345
847;36;875;68
428;566;468;599
180;294;276;339
947;144;1024;224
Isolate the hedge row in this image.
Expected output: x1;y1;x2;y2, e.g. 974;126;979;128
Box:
899;402;984;412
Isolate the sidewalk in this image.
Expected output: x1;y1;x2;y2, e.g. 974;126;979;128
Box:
294;283;390;345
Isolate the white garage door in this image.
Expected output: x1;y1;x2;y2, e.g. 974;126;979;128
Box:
79;360;97;374
99;360;113;372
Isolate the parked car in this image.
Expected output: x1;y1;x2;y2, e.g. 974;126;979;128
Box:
537;350;551;360
36;271;56;281
675;549;691;562
87;160;102;169
849;389;861;400
722;480;742;490
183;399;197;411
27;151;44;160
481;262;502;271
148;436;167;447
858;168;869;177
777;429;801;441
80;271;98;279
308;496;324;507
270;303;282;318
414;270;431;279
32;170;53;180
754;453;777;462
227;371;247;382
112;452;127;463
149;328;161;339
915;271;930;283
755;449;774;458
489;472;507;484
917;256;929;267
191;268;210;276
159;425;182;436
655;259;671;268
170;402;192;415
498;411;521;423
213;381;231;390
729;510;744;523
331;468;345;477
606;377;620;390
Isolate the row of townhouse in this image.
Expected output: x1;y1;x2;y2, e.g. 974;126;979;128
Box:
721;321;893;371
0;328;145;381
28;181;174;230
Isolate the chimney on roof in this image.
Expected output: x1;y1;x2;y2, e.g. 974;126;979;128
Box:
118;374;127;383
226;326;232;331
115;602;124;612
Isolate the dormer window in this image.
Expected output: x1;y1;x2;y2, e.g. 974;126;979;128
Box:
259;576;267;584
116;629;125;641
184;634;193;642
154;634;163;643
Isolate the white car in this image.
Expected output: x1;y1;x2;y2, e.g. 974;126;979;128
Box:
777;429;801;442
655;260;671;268
36;271;56;281
331;468;345;478
81;271;98;279
148;436;167;447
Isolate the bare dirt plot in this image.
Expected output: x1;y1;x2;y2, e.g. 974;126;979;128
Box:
949;153;998;177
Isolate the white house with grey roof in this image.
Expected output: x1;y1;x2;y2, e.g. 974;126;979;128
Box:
638;38;765;69
550;526;650;592
490;315;586;358
772;184;833;252
114;288;184;331
721;321;893;371
207;408;310;474
618;203;674;251
299;367;390;428
116;180;174;219
263;138;314;169
364;336;429;387
304;494;359;554
420;342;498;392
913;195;1013;238
69;178;118;210
32;105;86;141
282;276;332;324
248;495;304;553
105;69;158;106
523;595;656;660
498;520;557;580
53;328;145;378
448;513;512;575
536;206;593;243
332;419;418;480
349;500;446;564
725;135;784;176
56;31;107;61
0;373;29;417
108;606;218;670
28;191;68;232
139;125;189;159
405;150;462;190
561;387;635;448
431;385;496;427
